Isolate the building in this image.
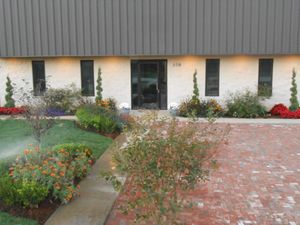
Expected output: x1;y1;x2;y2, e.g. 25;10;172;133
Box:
0;0;300;109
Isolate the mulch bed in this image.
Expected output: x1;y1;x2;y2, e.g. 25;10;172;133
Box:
0;198;60;225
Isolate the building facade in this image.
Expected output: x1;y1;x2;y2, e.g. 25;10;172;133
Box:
0;0;300;109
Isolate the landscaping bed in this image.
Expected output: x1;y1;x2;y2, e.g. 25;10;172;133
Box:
0;198;60;225
0;119;113;225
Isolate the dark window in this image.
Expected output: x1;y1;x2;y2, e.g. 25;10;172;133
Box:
205;59;220;96
258;59;273;96
81;60;95;96
32;61;46;96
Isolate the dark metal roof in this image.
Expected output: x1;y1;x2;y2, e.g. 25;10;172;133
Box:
0;0;299;57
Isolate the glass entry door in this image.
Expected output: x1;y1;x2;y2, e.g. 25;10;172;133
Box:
131;60;167;110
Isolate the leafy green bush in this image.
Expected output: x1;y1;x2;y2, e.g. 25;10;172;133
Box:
0;174;48;208
10;146;93;204
96;98;118;111
43;85;82;114
105;114;229;224
76;105;123;134
225;90;267;118
5;76;15;107
52;143;94;160
178;98;224;117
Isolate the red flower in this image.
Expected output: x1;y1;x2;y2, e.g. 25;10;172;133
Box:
0;107;26;115
270;104;300;119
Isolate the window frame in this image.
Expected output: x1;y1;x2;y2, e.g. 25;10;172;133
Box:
258;58;273;97
32;60;46;96
80;60;95;96
205;59;220;97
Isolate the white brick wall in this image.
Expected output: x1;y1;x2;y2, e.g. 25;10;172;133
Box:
0;56;300;109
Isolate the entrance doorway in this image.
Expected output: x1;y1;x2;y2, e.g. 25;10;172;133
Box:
131;60;167;109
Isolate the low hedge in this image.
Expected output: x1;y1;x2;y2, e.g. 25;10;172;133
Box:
76;105;123;134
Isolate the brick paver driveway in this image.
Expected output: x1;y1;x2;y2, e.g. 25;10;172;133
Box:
106;124;300;225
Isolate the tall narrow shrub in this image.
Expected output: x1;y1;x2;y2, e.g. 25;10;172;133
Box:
4;76;15;107
289;69;299;111
95;68;103;102
192;70;200;103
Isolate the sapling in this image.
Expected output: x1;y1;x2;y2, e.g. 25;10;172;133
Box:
289;69;299;111
96;68;103;102
4;76;15;107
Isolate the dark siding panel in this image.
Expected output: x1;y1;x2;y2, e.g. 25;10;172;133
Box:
165;0;173;54
266;0;276;54
243;0;251;53
258;0;267;54
61;0;70;54
219;0;227;54
120;0;128;54
143;0;151;54
290;0;300;53
98;0;106;55
0;0;299;57
128;0;136;54
250;0;259;54
203;0;212;54
135;0;143;54
4;0;14;56
150;0;158;55
274;0;284;53
69;0;77;55
83;0;92;55
282;0;292;53
17;0;27;55
211;0;220;54
173;0;181;54
25;0;34;56
158;0;166;54
53;0;63;55
181;0;188;54
235;0;243;53
227;0;235;54
188;0;196;54
0;0;6;55
112;0;121;55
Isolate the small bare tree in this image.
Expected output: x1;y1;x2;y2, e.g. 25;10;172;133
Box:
18;79;55;145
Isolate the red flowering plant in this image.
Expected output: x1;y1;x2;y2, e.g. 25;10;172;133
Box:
10;144;93;204
0;107;26;115
270;104;300;119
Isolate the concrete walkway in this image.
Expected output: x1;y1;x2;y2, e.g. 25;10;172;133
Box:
1;113;300;124
45;135;126;225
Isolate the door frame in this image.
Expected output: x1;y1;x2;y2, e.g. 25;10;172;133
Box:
131;59;168;110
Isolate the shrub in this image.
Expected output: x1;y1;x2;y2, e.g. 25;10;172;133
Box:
0;174;48;208
289;69;299;111
76;104;123;134
192;70;200;103
10;146;93;204
270;104;300;119
178;98;224;117
225;90;267;118
0;107;26;115
43;85;82;114
5;76;15;108
95;68;103;102
105;114;229;224
96;98;118;111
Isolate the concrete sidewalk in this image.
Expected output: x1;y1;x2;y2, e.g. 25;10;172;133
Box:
45;135;126;225
1;113;300;125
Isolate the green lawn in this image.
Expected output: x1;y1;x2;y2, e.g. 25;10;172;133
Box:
0;212;37;225
0;119;112;160
0;119;113;224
